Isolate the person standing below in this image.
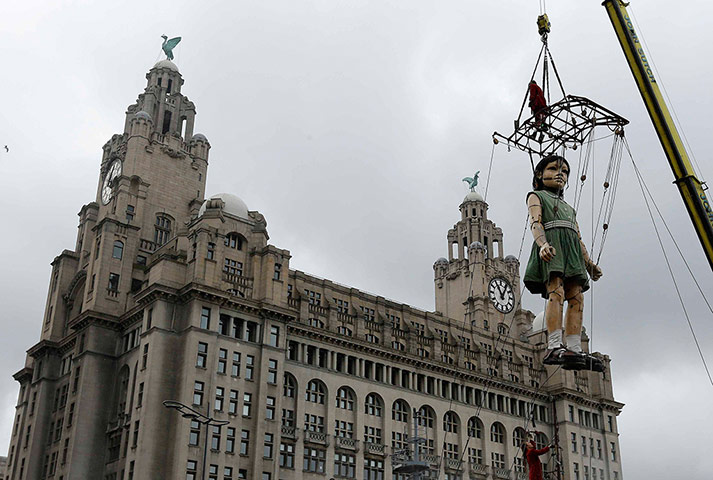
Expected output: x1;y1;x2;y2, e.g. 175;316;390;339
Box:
522;437;550;480
528;80;548;127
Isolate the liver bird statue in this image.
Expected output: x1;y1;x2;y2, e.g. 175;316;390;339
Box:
462;171;480;192
161;35;182;60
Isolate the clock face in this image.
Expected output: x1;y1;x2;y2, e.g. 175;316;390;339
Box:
101;160;122;205
488;277;515;314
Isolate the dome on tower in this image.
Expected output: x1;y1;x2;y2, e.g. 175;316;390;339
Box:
469;241;485;250
504;255;518;263
134;111;152;121
152;59;179;72
434;257;449;266
198;193;249;220
191;133;208;143
463;191;484;203
532;311;545;332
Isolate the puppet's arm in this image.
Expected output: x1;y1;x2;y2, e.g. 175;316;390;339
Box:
576;225;603;281
527;193;556;262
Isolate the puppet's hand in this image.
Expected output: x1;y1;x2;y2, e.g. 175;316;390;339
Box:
539;243;556;262
588;263;603;281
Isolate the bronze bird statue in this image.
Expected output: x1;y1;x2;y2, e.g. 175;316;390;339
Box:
161;35;182;61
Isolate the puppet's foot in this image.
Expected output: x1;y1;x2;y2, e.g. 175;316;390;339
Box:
561;353;604;372
582;354;605;373
543;347;582;366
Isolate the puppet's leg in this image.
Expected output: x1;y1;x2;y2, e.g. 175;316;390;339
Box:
545;275;564;350
563;280;584;353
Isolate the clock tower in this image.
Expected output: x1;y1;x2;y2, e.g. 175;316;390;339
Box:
434;189;532;338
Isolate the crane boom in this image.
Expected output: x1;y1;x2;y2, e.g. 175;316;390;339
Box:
603;0;713;270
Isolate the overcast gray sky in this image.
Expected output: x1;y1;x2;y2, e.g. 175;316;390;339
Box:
2;1;712;477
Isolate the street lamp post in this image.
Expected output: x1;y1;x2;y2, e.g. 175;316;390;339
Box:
163;400;230;480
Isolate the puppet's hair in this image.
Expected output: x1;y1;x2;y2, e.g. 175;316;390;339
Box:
532;154;570;192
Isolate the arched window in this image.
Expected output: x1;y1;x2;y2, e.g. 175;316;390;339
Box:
497;323;508;335
417;348;430;358
305;380;325;404
335;387;355;411
154;214;172;246
535;432;548;449
337;326;352;337
224;232;244;250
443;411;460;434
112;240;124;259
283;373;296;398
513;427;528;448
391;341;405;351
392;400;410;422
417;406;434;428
365;393;383;417
490;422;505;444
467;416;483;438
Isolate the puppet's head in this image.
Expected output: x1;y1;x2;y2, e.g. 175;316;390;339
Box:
532;154;570;193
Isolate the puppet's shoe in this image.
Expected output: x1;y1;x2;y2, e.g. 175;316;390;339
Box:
582;354;605;373
543;347;571;366
561;351;588;370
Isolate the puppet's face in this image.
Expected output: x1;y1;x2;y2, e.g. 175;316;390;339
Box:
540;159;569;191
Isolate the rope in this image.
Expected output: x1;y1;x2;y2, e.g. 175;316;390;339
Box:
625;140;713;387
484;142;496;202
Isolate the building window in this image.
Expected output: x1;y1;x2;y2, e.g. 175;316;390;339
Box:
468;447;483;465
223;258;243;276
245;355;255;380
360;306;375;321
108;273;120;291
154;214;172;246
228;389;238;414
193;381;204;406
217;349;227;374
364;426;382;444
334;420;354;438
571;433;577;452
200;307;210;329
196;343;208;368
137;383;144;407
582;436;587;455
282;409;295;427
303;447;326;473
279;443;295;469
491;452;505;469
269;326;280;347
206;242;215;260
186;460;198;480
334;452;356;478
336;387;355;410
363;458;383;480
392;400;409;422
242;393;252;417
263;433;274;458
365;333;379;344
224;233;243;250
334;298;349;313
304;414;324;433
337;326;352;336
125;205;135;222
189;420;200;446
211;426;221;451
417;407;434;428
610;442;617;462
142;343;149;369
444;411;459;433
232;352;241;377
283;373;296;397
304;289;321;305
239;430;249;455
112;241;124;259
226;427;236;453
490;423;504;443
223;467;233;480
214;387;225;411
392;341;405;350
365;393;382;416
574;463;580;480
273;263;281;280
305;380;326;404
266;396;276;420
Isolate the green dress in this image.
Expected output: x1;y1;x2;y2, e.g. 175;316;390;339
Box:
524;190;589;297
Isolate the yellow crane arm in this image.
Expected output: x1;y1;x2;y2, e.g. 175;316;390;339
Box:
603;0;713;270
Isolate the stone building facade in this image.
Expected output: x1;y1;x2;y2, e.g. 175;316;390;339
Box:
5;60;624;480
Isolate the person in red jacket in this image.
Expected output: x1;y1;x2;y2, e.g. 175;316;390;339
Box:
522;436;551;480
528;80;548;127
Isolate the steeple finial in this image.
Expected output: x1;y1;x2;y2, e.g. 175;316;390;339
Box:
462;171;480;192
161;35;182;60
